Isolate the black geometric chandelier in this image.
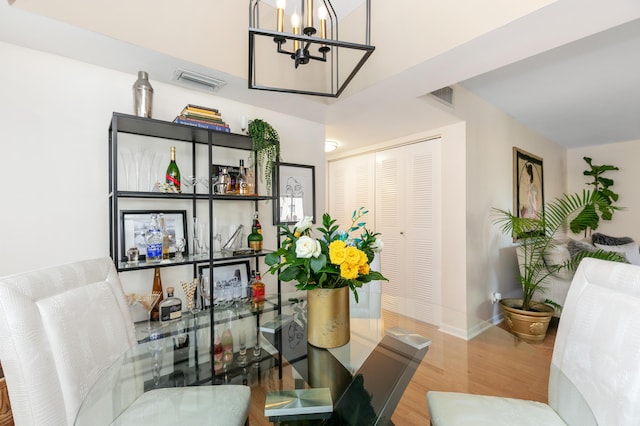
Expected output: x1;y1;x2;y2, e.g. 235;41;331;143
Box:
249;0;375;97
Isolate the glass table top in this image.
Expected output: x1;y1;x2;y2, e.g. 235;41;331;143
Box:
75;292;431;425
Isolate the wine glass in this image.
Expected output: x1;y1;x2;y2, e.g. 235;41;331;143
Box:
138;291;162;332
181;278;199;313
145;325;165;388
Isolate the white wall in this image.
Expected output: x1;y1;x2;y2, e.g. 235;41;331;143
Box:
0;41;325;300
568;139;640;241
454;85;568;337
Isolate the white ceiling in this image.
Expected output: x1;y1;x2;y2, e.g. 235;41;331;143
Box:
1;0;640;152
461;17;640;149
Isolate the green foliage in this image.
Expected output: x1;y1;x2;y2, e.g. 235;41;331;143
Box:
570;157;620;235
265;208;387;303
494;190;625;311
247;119;280;195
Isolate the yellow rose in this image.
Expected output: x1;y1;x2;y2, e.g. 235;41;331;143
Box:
359;263;370;275
340;262;360;280
344;246;363;266
329;240;347;264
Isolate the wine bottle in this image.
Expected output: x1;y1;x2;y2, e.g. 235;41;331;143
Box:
247;211;263;250
150;267;164;321
166;146;181;192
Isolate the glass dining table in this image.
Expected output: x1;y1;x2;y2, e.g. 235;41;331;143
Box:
74;292;431;425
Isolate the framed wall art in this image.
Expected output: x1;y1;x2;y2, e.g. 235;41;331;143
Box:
198;260;251;305
273;162;316;225
513;147;544;221
120;210;188;261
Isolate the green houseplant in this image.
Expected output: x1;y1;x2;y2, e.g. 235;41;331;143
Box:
247;119;280;195
570;157;620;237
494;190;624;340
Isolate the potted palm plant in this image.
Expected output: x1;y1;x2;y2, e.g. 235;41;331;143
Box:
493;190;623;342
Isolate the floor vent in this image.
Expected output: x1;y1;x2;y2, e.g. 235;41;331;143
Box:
429;86;454;106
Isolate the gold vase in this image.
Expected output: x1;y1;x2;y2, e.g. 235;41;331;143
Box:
307;287;350;348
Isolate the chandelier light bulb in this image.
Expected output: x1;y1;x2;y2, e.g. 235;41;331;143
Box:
276;0;286;32
318;5;327;38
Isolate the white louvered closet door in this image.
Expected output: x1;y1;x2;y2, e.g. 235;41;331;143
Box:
375;139;442;326
327;153;376;233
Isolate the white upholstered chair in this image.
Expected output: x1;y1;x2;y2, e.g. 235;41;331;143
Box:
428;258;640;425
0;258;250;425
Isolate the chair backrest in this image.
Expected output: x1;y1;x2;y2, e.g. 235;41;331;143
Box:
548;258;640;425
0;258;137;425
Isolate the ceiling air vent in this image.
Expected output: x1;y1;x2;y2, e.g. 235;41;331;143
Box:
429;86;454;106
173;69;227;92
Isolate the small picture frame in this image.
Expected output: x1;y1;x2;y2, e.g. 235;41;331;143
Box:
199;260;251;305
120;210;188;261
273;162;316;225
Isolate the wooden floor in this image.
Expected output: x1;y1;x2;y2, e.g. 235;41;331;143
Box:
248;311;558;425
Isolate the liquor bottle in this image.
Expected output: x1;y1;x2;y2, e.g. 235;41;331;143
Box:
159;213;170;260
213;326;223;373
146;214;163;263
247;211;263;250
166;146;181;192
159;286;182;322
150;267;164;321
245;154;255;195
251;271;265;311
221;310;234;362
237;159;248;195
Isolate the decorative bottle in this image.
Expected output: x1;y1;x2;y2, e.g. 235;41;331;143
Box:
237;159;248;195
166;146;181;192
159;213;170;260
247;211;263;250
145;214;163;263
245;154;255;195
251;271;265;311
132;71;153;118
159;287;183;322
221;310;234;362
150;267;164;321
213;325;223;372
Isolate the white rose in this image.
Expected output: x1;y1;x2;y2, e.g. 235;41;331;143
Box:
296;236;321;258
294;216;314;234
371;238;384;252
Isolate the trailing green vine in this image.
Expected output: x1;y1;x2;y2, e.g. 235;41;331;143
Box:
248;119;280;195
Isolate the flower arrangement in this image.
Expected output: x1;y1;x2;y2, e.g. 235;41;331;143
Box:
265;208;388;302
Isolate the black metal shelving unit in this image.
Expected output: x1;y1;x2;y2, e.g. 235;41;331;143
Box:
108;112;281;383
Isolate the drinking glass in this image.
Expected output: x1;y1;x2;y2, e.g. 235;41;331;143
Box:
197;222;208;258
174;238;186;261
138;291;162;332
199;274;212;307
192;218;200;258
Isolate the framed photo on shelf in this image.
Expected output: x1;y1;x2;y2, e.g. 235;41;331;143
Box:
198;260;251;305
513;147;544;228
273;162;316;225
120;210;188;261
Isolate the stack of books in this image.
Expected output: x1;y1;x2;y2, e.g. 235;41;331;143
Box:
173;104;230;133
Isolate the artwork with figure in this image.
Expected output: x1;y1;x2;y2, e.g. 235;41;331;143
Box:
276;163;315;225
514;148;544;220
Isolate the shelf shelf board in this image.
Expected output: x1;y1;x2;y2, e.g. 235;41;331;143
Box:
117;250;274;272
110;112;252;149
113;190;274;201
